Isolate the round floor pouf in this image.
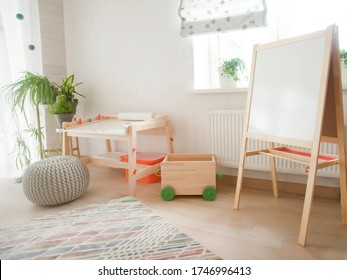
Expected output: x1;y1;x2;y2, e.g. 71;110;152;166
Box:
22;156;90;206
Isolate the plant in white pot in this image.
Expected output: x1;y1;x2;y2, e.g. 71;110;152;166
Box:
219;58;247;88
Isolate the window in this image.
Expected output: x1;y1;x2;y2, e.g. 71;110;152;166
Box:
193;0;347;90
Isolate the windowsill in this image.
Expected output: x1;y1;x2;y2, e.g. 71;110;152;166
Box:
187;87;248;94
188;85;347;95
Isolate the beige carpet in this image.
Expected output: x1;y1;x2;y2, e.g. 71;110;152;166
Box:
0;196;220;260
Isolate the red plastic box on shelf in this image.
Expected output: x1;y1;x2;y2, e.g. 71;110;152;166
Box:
119;152;166;183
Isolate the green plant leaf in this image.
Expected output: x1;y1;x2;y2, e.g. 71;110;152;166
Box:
220;58;246;81
50;95;73;114
3;71;54;162
341;49;347;66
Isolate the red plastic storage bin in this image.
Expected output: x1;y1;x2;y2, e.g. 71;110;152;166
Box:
120;152;166;183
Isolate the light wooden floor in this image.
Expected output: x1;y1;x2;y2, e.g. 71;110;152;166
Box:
1;163;346;260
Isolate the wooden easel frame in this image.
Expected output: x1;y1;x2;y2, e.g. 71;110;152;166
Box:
234;25;347;246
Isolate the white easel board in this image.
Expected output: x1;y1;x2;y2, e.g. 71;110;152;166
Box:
248;35;327;144
234;25;347;246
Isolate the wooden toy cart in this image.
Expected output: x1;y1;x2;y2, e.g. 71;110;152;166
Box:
160;154;217;201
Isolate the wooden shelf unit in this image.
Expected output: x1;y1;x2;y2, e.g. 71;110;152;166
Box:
60;114;174;195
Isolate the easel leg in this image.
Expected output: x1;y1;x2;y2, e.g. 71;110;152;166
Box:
331;25;347;224
234;138;248;210
270;143;279;198
335;89;347;223
298;168;317;246
338;146;347;224
336;105;347;224
234;157;245;210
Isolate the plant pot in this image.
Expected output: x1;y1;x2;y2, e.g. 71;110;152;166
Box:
72;99;78;115
219;72;237;88
220;77;237;88
55;113;74;128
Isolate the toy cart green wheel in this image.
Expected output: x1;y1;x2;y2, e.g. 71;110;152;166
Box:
161;186;175;201
216;173;223;180
203;186;217;201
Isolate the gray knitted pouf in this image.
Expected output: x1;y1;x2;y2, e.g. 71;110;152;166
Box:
22;156;90;206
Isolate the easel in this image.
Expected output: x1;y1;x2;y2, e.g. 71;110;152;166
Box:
234;25;347;246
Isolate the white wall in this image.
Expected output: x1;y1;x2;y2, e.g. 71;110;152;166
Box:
62;0;346;187
38;0;67;150
62;0;247;156
38;0;67;83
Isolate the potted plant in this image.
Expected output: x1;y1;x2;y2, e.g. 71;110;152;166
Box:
340;49;347;85
219;58;247;88
52;74;84;114
4;71;55;161
50;95;74;128
340;49;347;66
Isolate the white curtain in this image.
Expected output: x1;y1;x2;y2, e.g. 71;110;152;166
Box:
0;0;42;178
178;0;267;37
0;23;17;177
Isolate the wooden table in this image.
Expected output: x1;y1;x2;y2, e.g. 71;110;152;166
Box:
59;114;174;195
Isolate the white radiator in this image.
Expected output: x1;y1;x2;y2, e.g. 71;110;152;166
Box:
209;109;339;177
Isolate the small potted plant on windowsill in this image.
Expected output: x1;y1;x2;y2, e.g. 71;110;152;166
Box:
219;58;247;88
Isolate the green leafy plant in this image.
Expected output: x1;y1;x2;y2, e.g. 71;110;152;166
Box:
340;49;347;66
4;71;55;161
52;74;84;103
5;71;54;109
13;131;32;171
50;95;75;128
50;95;73;114
220;58;246;81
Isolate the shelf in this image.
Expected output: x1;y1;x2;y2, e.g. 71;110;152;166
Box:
186;87;347;95
89;151;161;179
251;146;339;171
89;152;127;169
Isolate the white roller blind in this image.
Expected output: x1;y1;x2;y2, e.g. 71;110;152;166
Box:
178;0;267;37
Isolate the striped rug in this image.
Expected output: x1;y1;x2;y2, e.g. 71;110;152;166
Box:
0;196;220;260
